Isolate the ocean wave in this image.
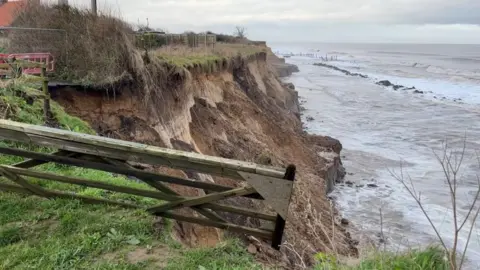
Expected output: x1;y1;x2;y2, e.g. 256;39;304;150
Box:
445;57;480;64
405;63;480;82
411;62;431;69
312;62;480;104
369;51;442;57
425;66;480;81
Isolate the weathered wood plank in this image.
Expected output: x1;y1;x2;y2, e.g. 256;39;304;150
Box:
271;164;296;250
24;132;242;179
102;157;179;195
0;182;32;194
156;212;273;240
102;157;228;223
0;146;239;193
202;203;277;221
148;187;256;213
1;165;179;201
0;127;33;142
0;167;50;197
238;172;294;219
0;62;45;69
12;150;77;168
0;181;139;208
102;158;265;222
29;133;244;179
0;120;285;179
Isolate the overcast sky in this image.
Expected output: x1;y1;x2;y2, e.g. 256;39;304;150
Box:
45;0;480;44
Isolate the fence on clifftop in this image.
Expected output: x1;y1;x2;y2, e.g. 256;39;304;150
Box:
0;120;296;249
136;32;217;49
274;51;339;61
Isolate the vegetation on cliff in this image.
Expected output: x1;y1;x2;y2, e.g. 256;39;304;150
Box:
154;43;266;68
0;79;267;269
0;3;462;270
313;247;448;270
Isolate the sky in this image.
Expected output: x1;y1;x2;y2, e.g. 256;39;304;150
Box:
44;0;480;44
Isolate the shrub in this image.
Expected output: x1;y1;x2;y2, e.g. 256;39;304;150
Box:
8;3;136;84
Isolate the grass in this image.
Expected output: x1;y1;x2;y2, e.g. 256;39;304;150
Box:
157;54;224;69
154;43;266;69
0;78;263;269
354;247;448;270
0;37;7;53
0;79;163;269
314;247;448;270
164;239;265;270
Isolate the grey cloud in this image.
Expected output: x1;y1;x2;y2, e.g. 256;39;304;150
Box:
42;0;480;43
58;0;480;26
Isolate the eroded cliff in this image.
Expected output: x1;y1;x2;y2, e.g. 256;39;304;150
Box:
50;49;357;268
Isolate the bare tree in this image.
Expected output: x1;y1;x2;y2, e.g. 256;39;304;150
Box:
234;26;247;39
390;139;480;270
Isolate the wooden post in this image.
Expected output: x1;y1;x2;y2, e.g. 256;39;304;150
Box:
91;0;97;15
41;67;51;124
271;164;296;250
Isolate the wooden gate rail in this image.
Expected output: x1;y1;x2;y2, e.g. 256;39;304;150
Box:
0;120;296;249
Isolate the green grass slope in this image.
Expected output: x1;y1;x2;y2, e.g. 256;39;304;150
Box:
0;78;449;270
0;79;262;270
314;247;448;270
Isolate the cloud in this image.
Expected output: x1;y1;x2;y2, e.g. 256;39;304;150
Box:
50;0;480;26
42;0;480;43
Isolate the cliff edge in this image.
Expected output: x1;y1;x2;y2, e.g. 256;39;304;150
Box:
50;47;356;268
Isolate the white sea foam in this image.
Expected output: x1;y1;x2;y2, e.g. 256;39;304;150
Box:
275;43;480;269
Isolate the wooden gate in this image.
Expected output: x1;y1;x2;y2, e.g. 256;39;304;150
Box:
0;120;296;249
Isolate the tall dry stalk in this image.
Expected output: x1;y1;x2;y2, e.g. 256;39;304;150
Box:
390;139;480;270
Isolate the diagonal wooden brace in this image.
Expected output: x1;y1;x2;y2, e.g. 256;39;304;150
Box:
0;166;50;197
102;157;228;223
148;186;256;214
12;150;78;169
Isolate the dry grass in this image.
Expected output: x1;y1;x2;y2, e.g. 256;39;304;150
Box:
7;3;173;108
8;3;136;84
6;3;264;106
280;178;354;269
154;43;266;68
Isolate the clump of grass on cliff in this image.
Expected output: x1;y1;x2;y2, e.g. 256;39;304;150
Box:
154;43;266;69
9;3;136;85
164;239;264;270
8;3;264;85
0;79;263;269
9;2;173;107
0;79;163;268
314;247;448;270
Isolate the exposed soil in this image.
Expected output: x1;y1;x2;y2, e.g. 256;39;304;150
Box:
268;52;300;78
51;49;357;269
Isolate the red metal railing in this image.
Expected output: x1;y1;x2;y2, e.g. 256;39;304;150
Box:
0;53;55;75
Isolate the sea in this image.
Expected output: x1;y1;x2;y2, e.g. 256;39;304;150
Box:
271;43;480;269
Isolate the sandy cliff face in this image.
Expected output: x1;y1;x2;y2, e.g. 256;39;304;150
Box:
51;49;356;268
